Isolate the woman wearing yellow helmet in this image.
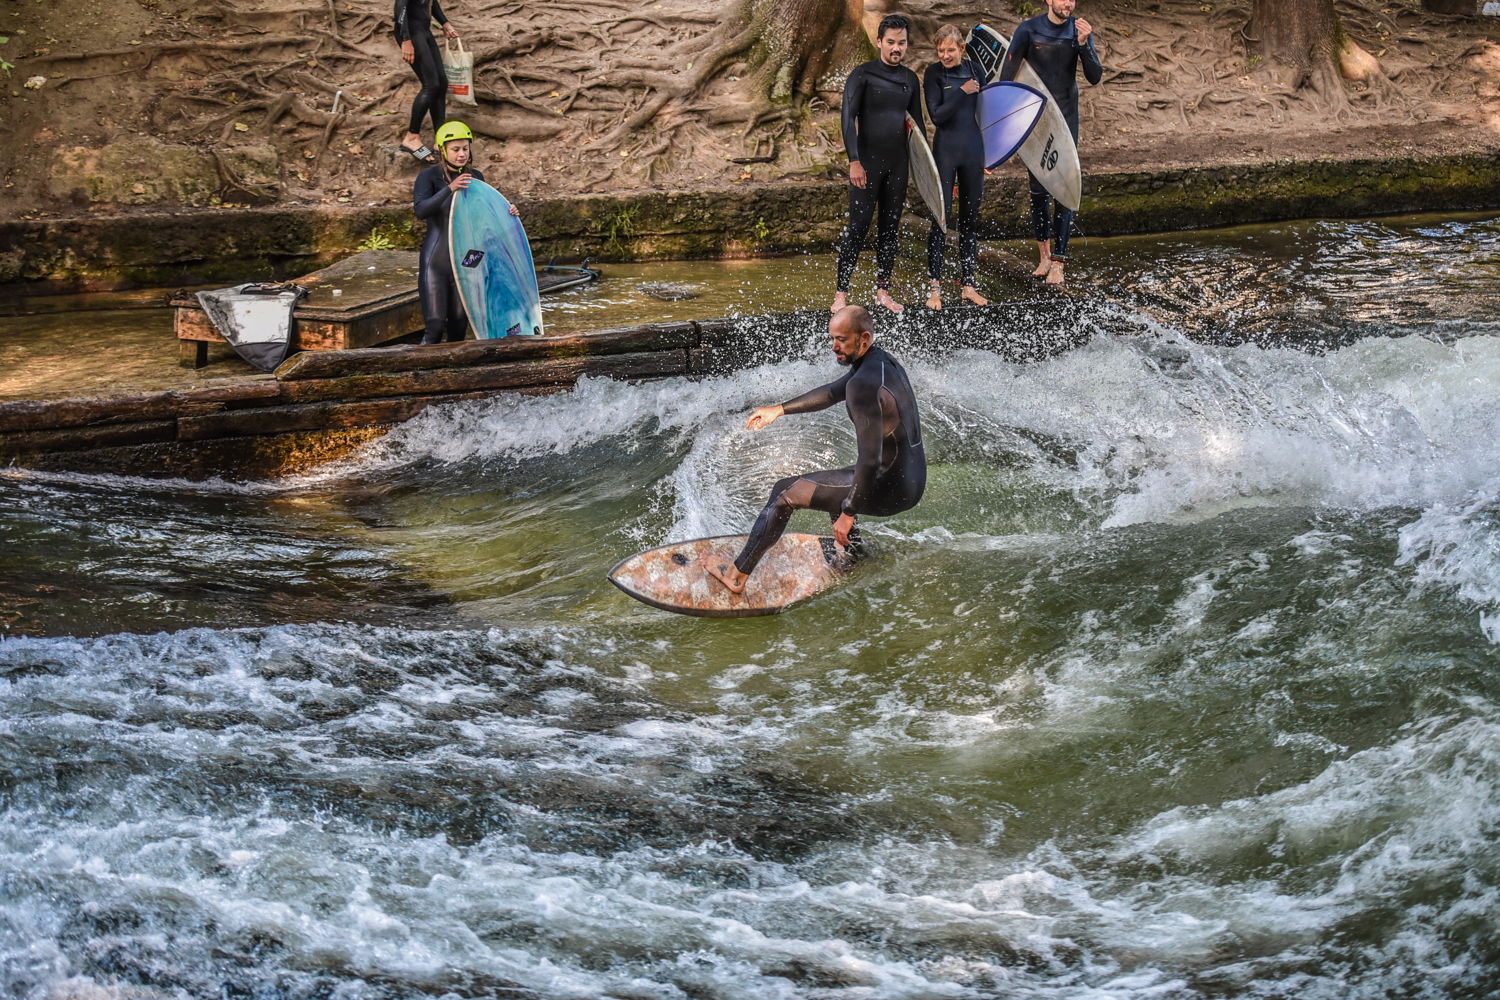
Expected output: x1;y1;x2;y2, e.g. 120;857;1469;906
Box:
411;121;517;344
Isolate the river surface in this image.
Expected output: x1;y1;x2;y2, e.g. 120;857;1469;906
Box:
4;215;1500;999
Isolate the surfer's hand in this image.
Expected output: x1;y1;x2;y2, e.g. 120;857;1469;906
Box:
443;23;459;39
1075;18;1093;45
401;40;415;64
746;405;784;431
849;161;867;189
448;174;473;192
833;513;855;548
509;204;519;216
961;78;980;95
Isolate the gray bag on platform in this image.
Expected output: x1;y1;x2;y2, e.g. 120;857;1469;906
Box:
196;282;308;372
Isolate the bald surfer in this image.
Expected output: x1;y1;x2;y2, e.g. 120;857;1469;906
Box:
1000;0;1101;286
702;306;926;594
833;14;925;316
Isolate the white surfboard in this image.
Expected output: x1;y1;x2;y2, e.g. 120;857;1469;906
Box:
967;24;1082;211
905;113;946;233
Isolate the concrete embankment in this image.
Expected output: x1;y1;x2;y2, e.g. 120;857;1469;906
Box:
4;153;1498;293
0;302;1091;480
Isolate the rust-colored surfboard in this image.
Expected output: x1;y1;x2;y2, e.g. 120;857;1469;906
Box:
608;533;853;617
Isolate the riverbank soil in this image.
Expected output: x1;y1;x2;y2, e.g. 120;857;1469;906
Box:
0;0;1496;218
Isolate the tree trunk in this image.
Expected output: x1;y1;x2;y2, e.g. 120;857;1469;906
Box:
754;0;868;98
1421;0;1474;14
1248;0;1343;90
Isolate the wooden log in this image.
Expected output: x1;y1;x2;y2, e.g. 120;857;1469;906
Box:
0;380;282;433
273;323;699;380
179;352;690;440
177;397;443;440
279;350;690;403
0;419;178;458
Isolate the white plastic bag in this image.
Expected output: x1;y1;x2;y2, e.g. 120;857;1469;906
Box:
443;37;477;106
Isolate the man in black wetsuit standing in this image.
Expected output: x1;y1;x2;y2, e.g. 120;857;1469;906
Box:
702;306;926;595
833;14;925;316
999;0;1102;286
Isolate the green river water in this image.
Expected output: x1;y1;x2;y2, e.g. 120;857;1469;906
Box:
2;214;1500;999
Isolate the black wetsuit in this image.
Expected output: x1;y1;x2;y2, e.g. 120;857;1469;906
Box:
734;345;925;574
999;15;1102;261
394;0;450;137
838;60;925;291
923;59;985;288
413;162;485;344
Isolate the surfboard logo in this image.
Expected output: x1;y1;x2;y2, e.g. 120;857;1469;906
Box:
507;322;522;335
461;249;485;268
1042;134;1059;171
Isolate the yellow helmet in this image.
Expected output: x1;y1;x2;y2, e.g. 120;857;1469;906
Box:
435;120;474;147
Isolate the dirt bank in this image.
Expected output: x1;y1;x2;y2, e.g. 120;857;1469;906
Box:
1;0;1497;224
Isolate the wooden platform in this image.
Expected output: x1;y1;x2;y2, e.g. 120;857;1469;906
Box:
172;250;425;369
173;253;602;369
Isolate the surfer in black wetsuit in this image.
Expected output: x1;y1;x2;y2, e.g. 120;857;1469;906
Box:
999;0;1101;286
395;0;460;162
923;24;988;311
702;306;926;595
834;14;925;316
412;120;516;344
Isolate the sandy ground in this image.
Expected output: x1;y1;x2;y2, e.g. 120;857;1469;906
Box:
0;0;1498;217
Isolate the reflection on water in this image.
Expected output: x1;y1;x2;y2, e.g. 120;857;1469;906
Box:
4;216;1500;998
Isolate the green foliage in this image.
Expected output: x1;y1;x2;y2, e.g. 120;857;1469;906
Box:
357;219;415;252
753;216;770;243
599;204;639;252
0;36;13;77
1013;2;1039;17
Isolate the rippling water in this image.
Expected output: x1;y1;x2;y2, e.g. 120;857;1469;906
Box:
4;216;1500;999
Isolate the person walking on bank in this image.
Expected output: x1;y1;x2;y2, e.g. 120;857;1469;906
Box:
1000;0;1101;286
923;24;988;310
411;121;518;344
834;13;925;315
395;0;460;163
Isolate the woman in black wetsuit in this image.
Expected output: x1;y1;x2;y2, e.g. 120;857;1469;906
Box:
923;24;988;310
412;120;516;344
395;0;460;162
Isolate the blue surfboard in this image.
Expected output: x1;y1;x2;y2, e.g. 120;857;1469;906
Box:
978;82;1046;170
448;179;543;338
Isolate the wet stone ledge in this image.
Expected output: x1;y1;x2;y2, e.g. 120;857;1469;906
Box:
3;153;1499;294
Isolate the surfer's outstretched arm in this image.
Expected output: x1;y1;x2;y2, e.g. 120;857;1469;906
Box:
779;373;851;416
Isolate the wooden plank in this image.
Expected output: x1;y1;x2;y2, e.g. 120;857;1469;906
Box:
177;397;441;440
0;420;178;458
0;380;282;433
273;323;699;380
279;351;691;404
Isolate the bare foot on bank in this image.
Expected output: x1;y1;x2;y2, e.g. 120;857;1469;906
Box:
1032;255;1052;279
875;288;904;314
1046;261;1066;286
960;285;988;306
700;550;747;594
925;283;943;310
831;291;850;313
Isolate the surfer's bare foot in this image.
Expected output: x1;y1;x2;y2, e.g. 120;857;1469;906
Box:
831;291;849;314
1046;261;1066;286
1032;257;1052;278
875;288;904;314
960;285;988;306
700;550;747;594
925;283;943;310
